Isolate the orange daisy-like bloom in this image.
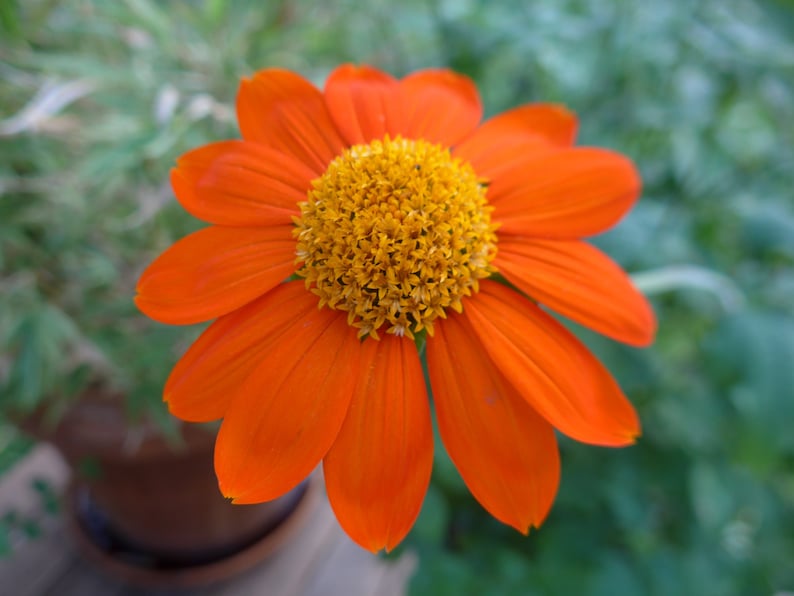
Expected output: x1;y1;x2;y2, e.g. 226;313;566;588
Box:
136;64;656;553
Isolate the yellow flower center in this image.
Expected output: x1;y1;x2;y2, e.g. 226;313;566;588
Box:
294;136;497;340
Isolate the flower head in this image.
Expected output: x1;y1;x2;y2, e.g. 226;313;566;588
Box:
136;64;656;552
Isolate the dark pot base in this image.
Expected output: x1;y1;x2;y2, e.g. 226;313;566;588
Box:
65;474;322;588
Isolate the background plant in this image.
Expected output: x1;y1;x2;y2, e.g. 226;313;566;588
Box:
1;0;793;593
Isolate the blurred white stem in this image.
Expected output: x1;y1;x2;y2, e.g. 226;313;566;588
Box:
631;265;746;312
0;79;96;137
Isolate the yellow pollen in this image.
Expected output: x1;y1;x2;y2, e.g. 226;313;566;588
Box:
293;136;498;340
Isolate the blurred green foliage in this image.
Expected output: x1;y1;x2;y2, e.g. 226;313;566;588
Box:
1;0;793;593
0;476;59;556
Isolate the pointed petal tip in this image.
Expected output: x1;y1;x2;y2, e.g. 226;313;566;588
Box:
227;476;320;504
223;486;258;506
381;531;411;553
499;515;532;535
164;393;214;423
361;539;389;555
349;532;404;554
619;291;658;347
602;422;642;448
498;511;547;537
134;294;176;326
601;404;642;447
623;327;656;348
223;483;282;505
220;484;236;501
636;309;659;348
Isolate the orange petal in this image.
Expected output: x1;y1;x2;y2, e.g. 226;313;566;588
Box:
427;315;560;533
171;141;315;226
455;104;577;179
323;64;405;146
135;225;295;325
462;281;641;446
495;237;656;346
399;69;482;146
457;137;557;183
324;335;433;553
489;147;641;237
165;282;318;422
236;68;346;174
215;310;362;503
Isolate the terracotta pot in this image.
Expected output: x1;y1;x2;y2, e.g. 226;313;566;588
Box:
21;388;318;585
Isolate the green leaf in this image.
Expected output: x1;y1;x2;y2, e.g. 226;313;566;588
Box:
411;484;449;544
705;311;794;454
0;0;20;37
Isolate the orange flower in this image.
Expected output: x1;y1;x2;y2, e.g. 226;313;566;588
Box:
136;65;656;553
